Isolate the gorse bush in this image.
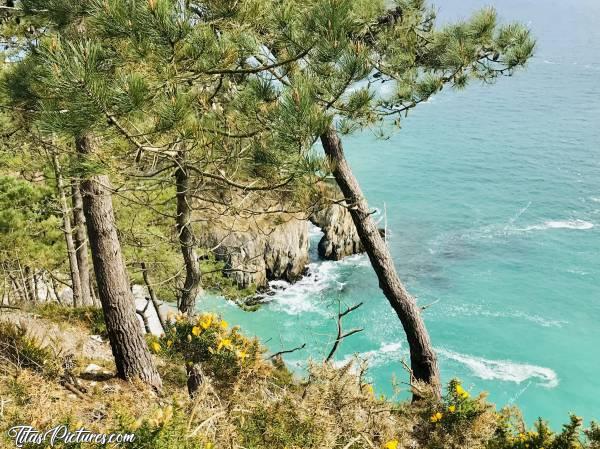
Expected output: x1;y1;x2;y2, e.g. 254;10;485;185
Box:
239;398;322;449
0;320;60;378
116;404;214;449
3;307;598;449
149;312;262;388
489;413;600;449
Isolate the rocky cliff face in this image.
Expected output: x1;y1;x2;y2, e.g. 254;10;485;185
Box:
199;218;309;289
310;203;364;261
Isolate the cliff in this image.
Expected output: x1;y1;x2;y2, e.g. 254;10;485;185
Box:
310;203;364;261
199;216;309;289
196;184;368;289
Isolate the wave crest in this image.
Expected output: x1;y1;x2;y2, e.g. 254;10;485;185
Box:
438;348;559;388
519;219;593;231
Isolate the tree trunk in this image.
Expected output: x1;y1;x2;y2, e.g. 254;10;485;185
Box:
76;134;162;390
141;262;166;332
1;272;9;305
175;148;201;315
23;266;37;303
320;128;441;398
51;152;83;308
33;271;40;303
71;180;93;306
187;362;204;398
49;273;62;304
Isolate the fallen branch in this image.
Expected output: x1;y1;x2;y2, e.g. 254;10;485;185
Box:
0;305;21;310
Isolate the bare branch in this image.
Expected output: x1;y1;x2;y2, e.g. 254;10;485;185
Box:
325;301;364;363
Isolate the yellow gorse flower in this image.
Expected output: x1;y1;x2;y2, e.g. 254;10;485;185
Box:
383;439;399;449
217;338;233;351
199;314;213;330
192;326;201;336
455;383;470;399
150;341;161;353
166;339;173;348
448;405;456;413
220;320;228;329
430;412;443;423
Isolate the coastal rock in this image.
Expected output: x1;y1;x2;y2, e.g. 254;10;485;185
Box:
200;218;309;289
311;203;364;261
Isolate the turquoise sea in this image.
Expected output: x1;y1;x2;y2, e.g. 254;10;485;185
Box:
201;0;600;426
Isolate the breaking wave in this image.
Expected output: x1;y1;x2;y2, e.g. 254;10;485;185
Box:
438;348;559;388
518;219;594;231
333;341;404;368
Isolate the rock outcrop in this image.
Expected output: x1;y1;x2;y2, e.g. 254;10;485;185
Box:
310;203;364;261
199;218;309;289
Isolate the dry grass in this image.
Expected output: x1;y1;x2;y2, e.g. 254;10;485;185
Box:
0;308;597;449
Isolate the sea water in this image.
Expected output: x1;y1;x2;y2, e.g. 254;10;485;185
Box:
199;0;600;426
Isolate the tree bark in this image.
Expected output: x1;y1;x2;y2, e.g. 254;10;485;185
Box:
175;148;202;315
71;180;93;306
51;152;83;308
320;128;441;398
76;134;162;390
186;362;204;398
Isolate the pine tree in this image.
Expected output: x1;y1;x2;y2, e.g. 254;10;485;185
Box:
1;7;163;389
269;1;534;397
0;0;535;397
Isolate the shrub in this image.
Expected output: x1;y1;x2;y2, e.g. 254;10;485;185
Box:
239;398;322;449
151;312;262;388
410;379;499;449
0;320;60;378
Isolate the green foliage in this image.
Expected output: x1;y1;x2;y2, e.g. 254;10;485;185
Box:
199;252;258;300
0;175;63;273
409;379;497;449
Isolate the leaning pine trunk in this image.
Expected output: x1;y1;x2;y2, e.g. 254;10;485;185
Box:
77;134;162;390
71;180;93;306
175;148;202;315
51;153;83;307
320;128;441;398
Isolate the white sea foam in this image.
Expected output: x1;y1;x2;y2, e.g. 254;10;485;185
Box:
267;260;343;315
444;304;567;328
267;223;370;315
438;348;559;388
520;219;594;231
333;341;404;368
590;197;600;203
